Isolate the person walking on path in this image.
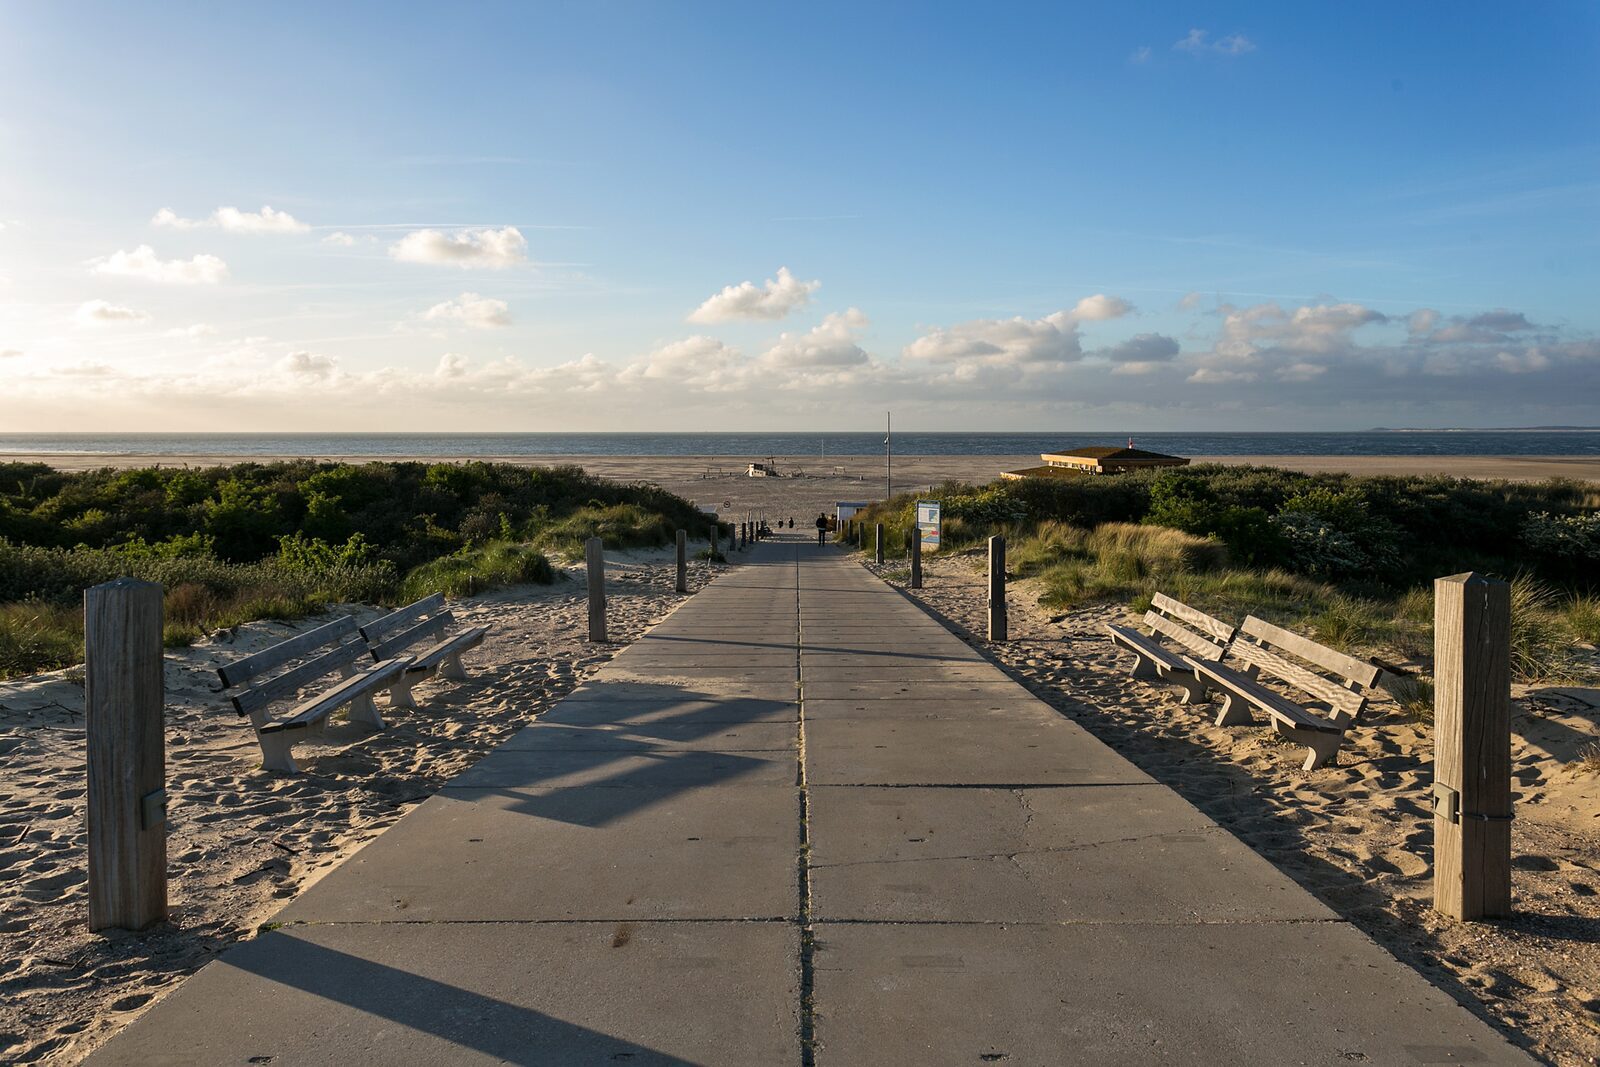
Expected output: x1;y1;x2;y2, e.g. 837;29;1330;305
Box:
815;513;828;545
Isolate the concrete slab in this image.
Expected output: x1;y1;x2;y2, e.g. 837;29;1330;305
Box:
542;696;797;726
88;923;800;1067
446;745;796;790
801;664;1006;681
281;786;798;921
804;715;1152;786
507;720;798;752
801;696;1058;722
807;785;1329;922
802;680;1030;701
564;679;797;702
811;922;1532;1066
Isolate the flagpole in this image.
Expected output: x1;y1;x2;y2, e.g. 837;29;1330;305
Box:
886;411;892;501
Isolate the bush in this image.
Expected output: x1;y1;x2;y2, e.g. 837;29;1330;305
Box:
401;541;555;600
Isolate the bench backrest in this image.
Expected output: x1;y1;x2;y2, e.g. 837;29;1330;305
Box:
217;616;367;718
1230;616;1382;725
360;593;455;661
1143;592;1235;662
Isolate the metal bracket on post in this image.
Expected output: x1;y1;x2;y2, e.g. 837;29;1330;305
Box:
141;789;168;831
1431;781;1460;825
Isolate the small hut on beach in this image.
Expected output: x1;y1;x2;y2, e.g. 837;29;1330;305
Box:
1002;442;1189;480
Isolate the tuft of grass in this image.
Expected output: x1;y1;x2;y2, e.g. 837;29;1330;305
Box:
1384;674;1435;723
1309;595;1383;652
1575;741;1600;775
1509;574;1576;683
0;602;83;678
1563;594;1600;646
536;504;677;559
401;541;555;600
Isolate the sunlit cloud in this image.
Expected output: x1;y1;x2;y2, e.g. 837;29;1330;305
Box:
688;266;819;323
322;231;357;247
90;245;229;285
763;309;869;368
421;292;512;329
390;226;528;268
74;299;151;326
1174;28;1256;56
152;205;310;233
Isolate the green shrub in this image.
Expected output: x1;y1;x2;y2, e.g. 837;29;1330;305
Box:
0;602;83;678
400;541;555;600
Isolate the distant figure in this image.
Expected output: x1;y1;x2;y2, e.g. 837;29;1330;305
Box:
788;517;794;529
815;513;828;545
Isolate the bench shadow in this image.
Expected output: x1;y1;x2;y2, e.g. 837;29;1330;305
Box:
225;932;696;1065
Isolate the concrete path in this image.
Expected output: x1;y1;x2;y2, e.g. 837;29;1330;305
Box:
90;536;1531;1065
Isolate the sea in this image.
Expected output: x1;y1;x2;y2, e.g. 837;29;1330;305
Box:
1;431;1599;458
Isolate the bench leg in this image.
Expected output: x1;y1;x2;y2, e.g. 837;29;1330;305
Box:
388;674;418;710
438;651;468;682
346;693;386;729
258;732;299;774
1213;692;1255;727
1277;725;1344;770
1169;672;1207;706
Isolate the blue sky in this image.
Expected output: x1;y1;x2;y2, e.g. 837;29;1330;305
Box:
1;1;1596;430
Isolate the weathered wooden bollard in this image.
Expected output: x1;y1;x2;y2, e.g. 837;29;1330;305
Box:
1433;572;1512;920
675;529;688;593
909;525;923;589
988;534;1007;641
586;537;607;642
710;523;719;558
875;523;884;565
86;578;167;932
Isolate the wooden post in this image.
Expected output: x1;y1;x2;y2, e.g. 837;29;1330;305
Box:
988;535;1007;642
1433;572;1512;920
585;537;607;642
875;523;884;565
710;523;718;558
86;578;167;932
675;529;687;593
909;525;923;589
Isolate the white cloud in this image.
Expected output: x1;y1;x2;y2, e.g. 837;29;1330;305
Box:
153;205;309;233
390;226;527;268
1407;308;1441;338
1177;291;1204;311
276;351;337;379
1175;29;1255;56
422;292;512;329
91;245;228;285
166;324;218;339
1066;293;1134;322
75;299;151;326
322;231;357;247
436;353;469;378
1130;46;1151;63
623;336;748;389
763;309;869;368
688;267;820;323
1188;366;1257;384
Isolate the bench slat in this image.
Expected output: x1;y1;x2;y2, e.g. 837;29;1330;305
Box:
1228;641;1366;718
1144;611;1226;661
373;612;453;661
217;616;359;689
1189;658;1340;733
260;657;412;734
230;639;366;717
1107;625;1187;672
1240;616;1380;687
1151;592;1235;644
360;593;446;645
410;625;491;673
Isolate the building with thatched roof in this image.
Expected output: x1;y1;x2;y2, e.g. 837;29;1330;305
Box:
1001;443;1189;480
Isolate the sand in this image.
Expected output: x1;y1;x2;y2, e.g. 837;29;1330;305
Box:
0;546;728;1066
865;549;1600;1066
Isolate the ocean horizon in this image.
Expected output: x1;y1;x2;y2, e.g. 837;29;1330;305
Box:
3;430;1600;459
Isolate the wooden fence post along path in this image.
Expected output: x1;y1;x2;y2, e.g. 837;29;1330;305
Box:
85;578;168;932
988;535;1007;642
586;537;607;643
675;529;688;593
1433;572;1513;921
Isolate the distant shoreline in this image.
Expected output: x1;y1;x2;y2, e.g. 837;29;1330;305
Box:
7;451;1600;486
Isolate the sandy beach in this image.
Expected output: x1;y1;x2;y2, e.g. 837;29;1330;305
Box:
9;452;1600;525
866;549;1600;1066
0;546;729;1066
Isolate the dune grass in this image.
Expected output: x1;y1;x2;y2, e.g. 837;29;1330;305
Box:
400;541;556;600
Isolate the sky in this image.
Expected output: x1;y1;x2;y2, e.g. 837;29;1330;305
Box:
1;1;1596;432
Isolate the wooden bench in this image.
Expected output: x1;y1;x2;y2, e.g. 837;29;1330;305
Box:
358;593;490;708
1106;592;1236;704
218;617;414;774
1185;616;1382;770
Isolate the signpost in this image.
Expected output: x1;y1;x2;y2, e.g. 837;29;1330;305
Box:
916;499;941;553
